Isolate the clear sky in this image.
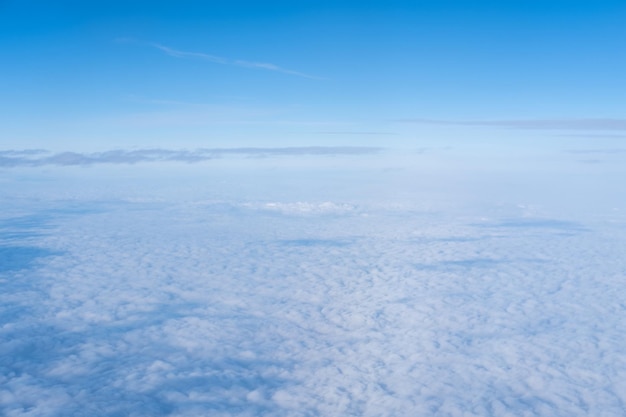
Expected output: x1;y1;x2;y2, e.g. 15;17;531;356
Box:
1;0;625;151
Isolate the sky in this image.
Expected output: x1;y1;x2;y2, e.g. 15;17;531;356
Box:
2;2;626;417
1;0;626;151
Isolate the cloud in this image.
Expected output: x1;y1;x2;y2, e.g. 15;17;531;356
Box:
0;147;384;168
558;133;626;139
3;160;626;417
149;42;229;64
242;201;357;216
3;198;626;417
0;149;48;157
564;148;626;155
396;118;626;131
562;149;626;165
473;217;590;233
218;146;383;156
313;131;398;136
120;39;323;80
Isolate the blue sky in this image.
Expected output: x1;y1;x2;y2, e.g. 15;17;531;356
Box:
2;0;626;151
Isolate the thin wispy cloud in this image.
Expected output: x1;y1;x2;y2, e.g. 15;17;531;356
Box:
149;42;229;64
119;38;322;80
123;95;210;107
314;131;398;136
0;147;383;167
564;148;626;155
557;133;626;139
395;118;626;131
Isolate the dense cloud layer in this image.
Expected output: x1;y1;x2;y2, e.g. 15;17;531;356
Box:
2;183;626;416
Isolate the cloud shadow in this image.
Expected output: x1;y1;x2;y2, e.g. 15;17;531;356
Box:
0;245;61;273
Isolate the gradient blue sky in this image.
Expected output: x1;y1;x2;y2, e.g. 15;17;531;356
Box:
2;0;625;151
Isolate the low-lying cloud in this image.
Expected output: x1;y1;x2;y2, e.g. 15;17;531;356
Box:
3;198;626;417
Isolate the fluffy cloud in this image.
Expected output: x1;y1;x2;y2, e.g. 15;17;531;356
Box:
242;201;357;216
1;170;626;416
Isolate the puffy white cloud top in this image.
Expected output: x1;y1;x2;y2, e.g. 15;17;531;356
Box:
1;156;626;416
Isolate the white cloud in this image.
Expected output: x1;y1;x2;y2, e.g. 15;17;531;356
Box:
1;166;626;416
242;201;357;216
121;39;323;80
0;147;383;167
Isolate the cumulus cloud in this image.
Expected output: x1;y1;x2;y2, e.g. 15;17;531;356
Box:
2;174;626;416
242;201;357;216
0;147;383;168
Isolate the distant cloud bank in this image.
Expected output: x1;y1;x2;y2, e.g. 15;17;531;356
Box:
397;118;626;131
0;147;383;167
